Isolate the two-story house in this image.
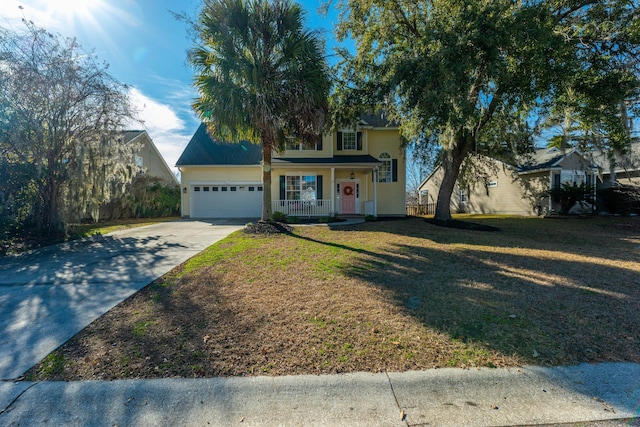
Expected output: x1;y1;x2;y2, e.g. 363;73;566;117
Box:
176;113;406;219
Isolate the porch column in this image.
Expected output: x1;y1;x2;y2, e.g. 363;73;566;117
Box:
373;167;378;216
331;167;335;214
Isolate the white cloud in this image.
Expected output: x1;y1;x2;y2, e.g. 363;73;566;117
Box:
127;87;193;174
129;87;185;131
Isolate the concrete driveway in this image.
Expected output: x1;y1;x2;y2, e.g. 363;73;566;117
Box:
0;220;245;380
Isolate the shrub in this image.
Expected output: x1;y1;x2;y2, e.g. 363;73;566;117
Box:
272;211;288;222
547;182;595;215
319;212;340;223
597;183;640;215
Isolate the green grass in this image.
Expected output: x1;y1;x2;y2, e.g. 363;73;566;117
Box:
24;215;640;380
38;354;66;377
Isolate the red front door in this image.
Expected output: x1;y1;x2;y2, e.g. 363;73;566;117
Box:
341;182;356;214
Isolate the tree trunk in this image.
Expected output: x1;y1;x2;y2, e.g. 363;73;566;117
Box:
434;134;471;221
261;144;272;221
44;177;63;235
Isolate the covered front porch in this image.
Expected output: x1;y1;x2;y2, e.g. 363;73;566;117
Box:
271;156;381;217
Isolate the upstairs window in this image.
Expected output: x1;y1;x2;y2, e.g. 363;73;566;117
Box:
337;131;362;151
378;152;392;182
342;131;357;150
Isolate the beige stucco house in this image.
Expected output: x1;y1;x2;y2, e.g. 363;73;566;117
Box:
176;114;406;219
122;130;179;186
419;148;598;216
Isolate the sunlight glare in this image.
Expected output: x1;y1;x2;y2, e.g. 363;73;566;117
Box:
43;0;105;21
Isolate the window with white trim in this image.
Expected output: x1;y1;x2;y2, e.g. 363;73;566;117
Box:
342;131;357;150
555;171;588;187
286;175;317;200
378;152;392;182
460;189;468;204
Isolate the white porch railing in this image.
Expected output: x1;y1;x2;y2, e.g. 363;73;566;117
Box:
272;200;332;217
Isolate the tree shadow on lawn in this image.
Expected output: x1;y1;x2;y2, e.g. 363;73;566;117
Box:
28;264;275;380
338;216;640;264
346;242;639;365
292;218;640;367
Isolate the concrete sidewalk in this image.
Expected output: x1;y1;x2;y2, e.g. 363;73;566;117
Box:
1;363;638;426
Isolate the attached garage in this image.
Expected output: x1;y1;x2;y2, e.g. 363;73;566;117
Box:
190;184;262;218
176;124;264;219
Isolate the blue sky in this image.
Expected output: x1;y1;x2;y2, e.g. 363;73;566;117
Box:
2;0;343;173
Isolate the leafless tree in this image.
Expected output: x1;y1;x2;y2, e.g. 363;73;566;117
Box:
0;21;138;234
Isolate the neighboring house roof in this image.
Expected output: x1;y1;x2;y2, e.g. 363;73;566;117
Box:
589;142;640;175
122;130;146;144
176;123;262;166
122;129;179;186
418;154;515;191
516;147;597;174
272;155;380;166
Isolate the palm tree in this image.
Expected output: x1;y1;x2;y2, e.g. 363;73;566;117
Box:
190;0;330;221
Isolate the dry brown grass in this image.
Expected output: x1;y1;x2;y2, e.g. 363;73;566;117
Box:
27;215;640;380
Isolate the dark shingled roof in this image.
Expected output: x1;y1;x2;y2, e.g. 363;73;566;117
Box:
272;155;380;165
359;112;399;128
176;124;262;166
517;147;597;173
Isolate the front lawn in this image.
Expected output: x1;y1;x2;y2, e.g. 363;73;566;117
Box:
27;215;640;380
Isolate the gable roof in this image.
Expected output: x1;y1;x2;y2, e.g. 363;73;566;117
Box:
418;154;515;191
176;123;262;166
122;130;146;144
516;147;597;174
120;130;179;185
589;142;640;175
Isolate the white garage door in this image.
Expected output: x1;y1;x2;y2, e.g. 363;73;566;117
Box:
191;184;262;218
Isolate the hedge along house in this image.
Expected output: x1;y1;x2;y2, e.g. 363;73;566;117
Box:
176;113;406;219
419;147;599;216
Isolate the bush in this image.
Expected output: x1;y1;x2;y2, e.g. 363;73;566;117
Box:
272;211;288;222
365;215;377;222
100;175;180;220
547;182;595;215
597;183;640;215
319;212;340;223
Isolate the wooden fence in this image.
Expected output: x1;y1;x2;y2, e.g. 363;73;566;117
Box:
406;203;435;216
